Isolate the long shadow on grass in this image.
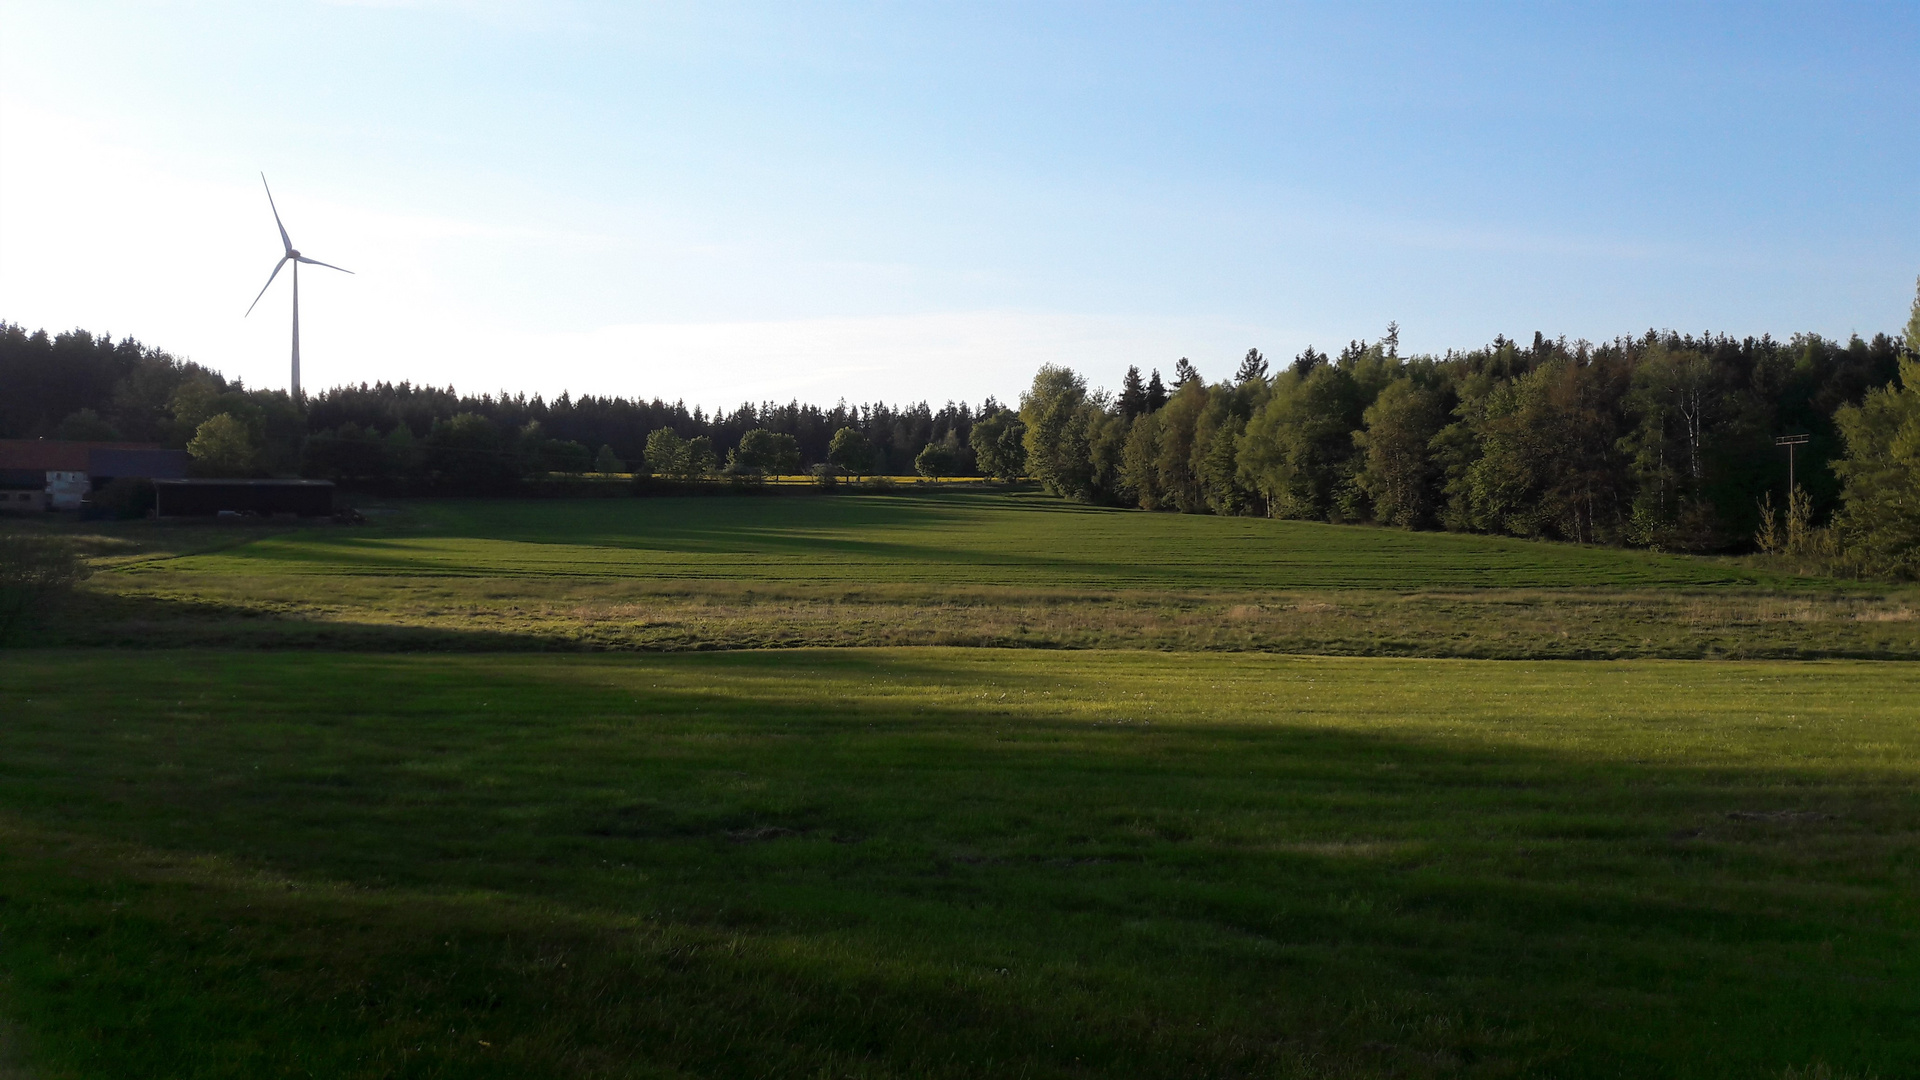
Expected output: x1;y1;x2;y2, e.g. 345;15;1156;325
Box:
154;525;1771;592
0;650;1911;1079
37;589;569;651
200;493;1775;590
387;494;1780;589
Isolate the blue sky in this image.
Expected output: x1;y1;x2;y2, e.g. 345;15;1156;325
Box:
2;1;1915;406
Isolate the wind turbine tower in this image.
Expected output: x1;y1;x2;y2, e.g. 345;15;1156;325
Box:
245;174;352;398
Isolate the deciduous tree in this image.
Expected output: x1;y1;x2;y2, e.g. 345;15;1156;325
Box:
186;413;258;477
914;439;957;479
1019;366;1094;499
644;428;688;477
970;410;1027;481
1354;373;1450;528
827;427;875;477
1834;357;1920;576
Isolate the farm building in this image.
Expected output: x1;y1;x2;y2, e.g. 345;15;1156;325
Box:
153;478;336;518
0;440;191;512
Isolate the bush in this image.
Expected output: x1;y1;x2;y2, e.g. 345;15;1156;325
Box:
91;477;155;519
0;533;94;643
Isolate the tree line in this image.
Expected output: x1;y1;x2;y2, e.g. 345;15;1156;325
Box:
7;280;1917;575
0;323;1023;489
1015;284;1920;575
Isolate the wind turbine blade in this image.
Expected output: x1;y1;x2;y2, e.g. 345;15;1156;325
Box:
245;256;290;316
260;172;292;255
294;255;354;274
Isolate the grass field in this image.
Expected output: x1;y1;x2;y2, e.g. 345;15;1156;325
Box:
3;492;1917;1077
2;649;1914;1078
92;493;1805;589
40;493;1920;658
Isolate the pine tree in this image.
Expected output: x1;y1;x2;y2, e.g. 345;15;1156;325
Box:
1233;349;1268;383
1145;369;1168;412
1119;365;1148;419
1173;357;1201;388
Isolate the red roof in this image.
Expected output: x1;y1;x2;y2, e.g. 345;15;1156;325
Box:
0;440;168;471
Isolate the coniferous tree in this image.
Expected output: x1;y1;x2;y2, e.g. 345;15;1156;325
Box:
1234;348;1268;383
1173;357;1201;388
1145;369;1168;412
1119;366;1149;420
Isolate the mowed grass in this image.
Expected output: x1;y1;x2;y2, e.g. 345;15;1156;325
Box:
57;493;1920;659
1;649;1913;1078
118;493;1784;590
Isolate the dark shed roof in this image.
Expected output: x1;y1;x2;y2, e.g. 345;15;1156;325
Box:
88;447;191;479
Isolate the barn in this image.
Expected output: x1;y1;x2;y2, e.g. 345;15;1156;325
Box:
0;440;191;511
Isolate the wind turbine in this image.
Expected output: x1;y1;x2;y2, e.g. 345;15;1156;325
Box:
245;174;352;398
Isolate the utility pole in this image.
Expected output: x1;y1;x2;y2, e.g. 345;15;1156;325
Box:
1774;433;1809;494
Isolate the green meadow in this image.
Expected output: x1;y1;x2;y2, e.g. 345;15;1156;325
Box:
2;493;1917;1078
93;492;1798;589
53;494;1920;658
2;650;1915;1079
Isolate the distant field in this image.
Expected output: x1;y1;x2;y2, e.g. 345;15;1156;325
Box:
43;492;1920;659
1;649;1912;1078
112;492;1788;589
